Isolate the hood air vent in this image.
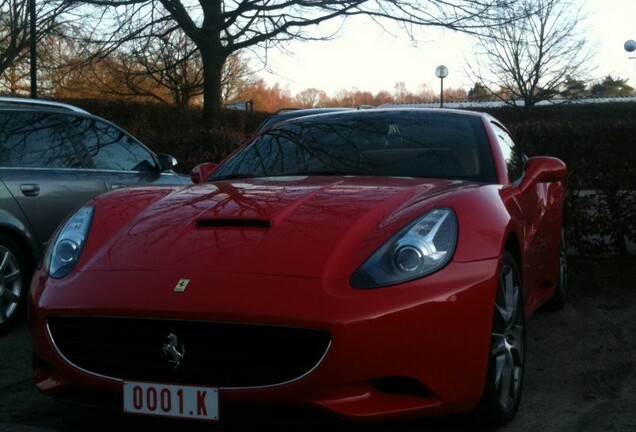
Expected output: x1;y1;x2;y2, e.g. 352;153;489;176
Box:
195;219;271;229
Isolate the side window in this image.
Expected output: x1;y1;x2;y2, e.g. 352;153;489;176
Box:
0;112;82;169
491;122;524;183
73;118;157;172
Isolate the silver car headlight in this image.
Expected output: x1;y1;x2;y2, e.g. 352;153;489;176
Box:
350;208;458;288
43;206;94;279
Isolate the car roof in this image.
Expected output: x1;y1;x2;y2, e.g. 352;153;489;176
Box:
0;96;89;114
270;107;353;116
267;107;492;123
254;107;356;134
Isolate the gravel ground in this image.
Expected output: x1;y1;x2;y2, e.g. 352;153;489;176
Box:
1;255;634;432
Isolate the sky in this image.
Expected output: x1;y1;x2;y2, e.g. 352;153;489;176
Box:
256;0;636;97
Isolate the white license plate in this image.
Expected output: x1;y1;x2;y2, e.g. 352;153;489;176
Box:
123;381;219;421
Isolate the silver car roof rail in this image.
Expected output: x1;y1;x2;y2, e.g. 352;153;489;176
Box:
0;96;89;114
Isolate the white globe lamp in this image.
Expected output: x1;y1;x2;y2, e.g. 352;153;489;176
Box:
435;65;449;108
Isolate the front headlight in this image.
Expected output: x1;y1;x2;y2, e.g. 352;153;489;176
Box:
350;208;458;288
43;206;94;279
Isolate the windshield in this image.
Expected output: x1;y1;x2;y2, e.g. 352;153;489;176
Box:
212;110;496;183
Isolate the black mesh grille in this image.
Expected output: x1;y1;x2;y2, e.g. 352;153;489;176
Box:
48;317;331;388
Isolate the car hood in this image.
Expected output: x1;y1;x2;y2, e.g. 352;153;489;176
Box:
80;176;477;279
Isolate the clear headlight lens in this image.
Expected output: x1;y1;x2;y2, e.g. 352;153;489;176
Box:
350;208;458;288
44;206;94;279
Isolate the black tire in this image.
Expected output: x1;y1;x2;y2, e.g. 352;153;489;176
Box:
474;251;525;428
543;227;567;311
0;234;30;335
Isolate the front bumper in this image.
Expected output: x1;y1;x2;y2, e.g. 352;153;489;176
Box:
29;258;499;422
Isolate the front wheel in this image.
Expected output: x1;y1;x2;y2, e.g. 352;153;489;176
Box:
0;235;29;335
475;252;525;428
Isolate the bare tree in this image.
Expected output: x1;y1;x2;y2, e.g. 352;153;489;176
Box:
296;88;329;108
239;79;293;112
108;46;255;106
0;0;79;94
393;81;412;103
72;0;522;156
120;28;204;106
222;52;259;104
36;28;92;96
465;0;594;109
85;26;205;106
53;34;255;108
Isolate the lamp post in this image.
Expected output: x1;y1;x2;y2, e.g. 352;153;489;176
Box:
29;0;37;98
625;40;636;88
435;65;448;108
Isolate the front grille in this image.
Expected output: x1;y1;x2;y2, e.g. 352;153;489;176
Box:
48;317;331;388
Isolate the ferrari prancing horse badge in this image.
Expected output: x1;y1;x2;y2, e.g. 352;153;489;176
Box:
174;279;190;292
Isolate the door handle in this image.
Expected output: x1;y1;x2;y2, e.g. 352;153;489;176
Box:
20;184;40;197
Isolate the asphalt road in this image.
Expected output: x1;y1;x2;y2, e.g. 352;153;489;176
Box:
1;256;634;432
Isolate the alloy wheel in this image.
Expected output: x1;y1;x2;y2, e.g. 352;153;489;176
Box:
491;259;525;412
0;245;22;325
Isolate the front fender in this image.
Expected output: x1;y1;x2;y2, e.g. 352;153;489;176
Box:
74;186;182;271
450;185;513;263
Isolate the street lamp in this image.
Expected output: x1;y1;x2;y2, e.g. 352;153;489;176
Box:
625;40;636;87
29;0;37;98
435;65;448;108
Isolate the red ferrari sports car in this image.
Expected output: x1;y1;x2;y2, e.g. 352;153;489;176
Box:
29;108;567;428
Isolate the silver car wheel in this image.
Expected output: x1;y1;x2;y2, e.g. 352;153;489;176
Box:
0;245;22;324
491;259;525;412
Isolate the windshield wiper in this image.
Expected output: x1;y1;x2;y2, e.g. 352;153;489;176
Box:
209;173;256;181
304;169;367;176
305;170;345;175
211;170;365;181
263;170;350;177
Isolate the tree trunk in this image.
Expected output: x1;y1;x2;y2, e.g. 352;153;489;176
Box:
198;44;228;159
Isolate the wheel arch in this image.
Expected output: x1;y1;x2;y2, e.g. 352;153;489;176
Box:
0;223;39;278
502;230;528;316
503;232;522;281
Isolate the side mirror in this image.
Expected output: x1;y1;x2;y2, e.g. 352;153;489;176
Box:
519;156;567;193
190;162;219;184
156;153;178;172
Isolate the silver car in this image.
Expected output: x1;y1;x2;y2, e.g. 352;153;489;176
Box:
0;97;190;334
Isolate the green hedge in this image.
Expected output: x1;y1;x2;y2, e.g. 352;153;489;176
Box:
64;98;636;255
483;103;636;255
